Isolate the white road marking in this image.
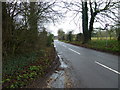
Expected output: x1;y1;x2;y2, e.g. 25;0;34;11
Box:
57;41;80;55
62;45;66;48
68;48;81;55
95;61;120;75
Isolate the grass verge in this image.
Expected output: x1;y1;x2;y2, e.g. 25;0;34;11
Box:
2;46;56;88
61;40;119;55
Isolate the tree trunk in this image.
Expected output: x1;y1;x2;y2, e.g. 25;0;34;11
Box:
82;2;89;43
88;13;96;40
118;34;120;41
28;2;38;48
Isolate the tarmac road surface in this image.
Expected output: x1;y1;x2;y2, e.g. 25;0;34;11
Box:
54;40;119;88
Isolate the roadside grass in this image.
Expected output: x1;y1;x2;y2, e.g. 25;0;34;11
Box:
3;52;38;75
88;40;119;53
61;39;119;55
2;46;56;88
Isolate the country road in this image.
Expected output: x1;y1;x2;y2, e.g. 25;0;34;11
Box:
54;40;119;88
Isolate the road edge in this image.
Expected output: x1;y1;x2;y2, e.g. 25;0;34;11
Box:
24;48;61;88
62;41;119;56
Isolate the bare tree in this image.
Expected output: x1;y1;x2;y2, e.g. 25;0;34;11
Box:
2;0;63;57
62;0;119;43
88;0;119;40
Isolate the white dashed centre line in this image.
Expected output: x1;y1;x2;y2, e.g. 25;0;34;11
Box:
59;43;80;55
95;61;120;75
62;45;67;48
68;48;80;55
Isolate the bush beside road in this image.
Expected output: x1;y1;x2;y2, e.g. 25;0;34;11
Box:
2;46;60;88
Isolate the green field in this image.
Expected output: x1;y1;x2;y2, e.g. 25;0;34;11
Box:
91;37;117;40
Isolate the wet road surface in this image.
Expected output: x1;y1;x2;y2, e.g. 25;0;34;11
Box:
45;55;73;88
52;40;119;88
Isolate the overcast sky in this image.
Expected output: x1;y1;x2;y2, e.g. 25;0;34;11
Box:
15;0;118;36
45;0;83;36
44;0;118;36
46;12;81;36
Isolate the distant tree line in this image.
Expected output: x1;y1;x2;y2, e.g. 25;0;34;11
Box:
58;28;118;42
58;29;83;42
